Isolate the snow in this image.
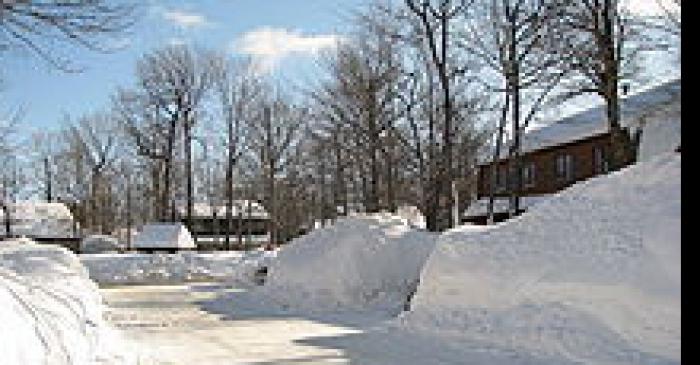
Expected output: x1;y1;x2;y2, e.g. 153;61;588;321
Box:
78;154;679;364
479;78;681;164
80;250;276;285
132;223;196;250
463;195;551;218
0;239;134;364
175;200;270;219
238;214;436;315
402;153;681;364
637;96;681;162
396;205;427;229
0;202;76;238
81;234;125;254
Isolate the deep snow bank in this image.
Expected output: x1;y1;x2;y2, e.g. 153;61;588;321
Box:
0;240;132;364
253;214;436;314
403;153;681;364
81;250;275;285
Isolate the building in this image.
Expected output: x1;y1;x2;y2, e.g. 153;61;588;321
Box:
464;79;681;225
176;201;271;250
0;202;80;251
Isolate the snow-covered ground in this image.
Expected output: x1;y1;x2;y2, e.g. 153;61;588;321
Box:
0;240;134;365
101;283;366;365
2;152;680;365
401;153;681;364
81;234;125;254
81;250;276;286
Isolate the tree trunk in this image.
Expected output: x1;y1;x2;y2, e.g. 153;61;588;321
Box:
225;113;234;250
126;178;132;251
3;204;11;237
488;93;510;225
164;117;176;222
184;115;194;241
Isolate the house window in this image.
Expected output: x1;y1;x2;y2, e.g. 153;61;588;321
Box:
555;154;575;182
522;162;536;188
593;146;608;174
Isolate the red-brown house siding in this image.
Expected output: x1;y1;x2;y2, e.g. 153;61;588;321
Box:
477;133;625;198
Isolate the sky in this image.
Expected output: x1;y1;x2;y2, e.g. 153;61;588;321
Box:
0;0;680;136
0;0;369;134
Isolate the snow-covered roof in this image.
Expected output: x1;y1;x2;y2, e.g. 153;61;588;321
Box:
175;201;270;219
0;202;75;238
132;223;196;249
479;79;681;165
463;195;550;218
0;202;74;221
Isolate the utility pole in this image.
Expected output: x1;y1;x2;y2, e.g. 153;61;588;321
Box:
452;180;459;228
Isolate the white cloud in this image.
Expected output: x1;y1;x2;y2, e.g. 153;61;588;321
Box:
162;10;210;29
168;38;188;46
234;27;343;74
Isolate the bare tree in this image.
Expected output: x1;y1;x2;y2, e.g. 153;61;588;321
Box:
0;109;20;237
215;58;262;249
116;45;217;228
403;0;475;231
64;112;119;234
313;25;400;214
0;0;136;73
457;0;571;221
556;0;649;170
246;92;306;246
0;0;137;72
114;88;173;221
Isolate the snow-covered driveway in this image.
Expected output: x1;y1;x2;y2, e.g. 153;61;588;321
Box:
100;283;361;365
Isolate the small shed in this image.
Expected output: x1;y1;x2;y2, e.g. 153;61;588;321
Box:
132;223;196;253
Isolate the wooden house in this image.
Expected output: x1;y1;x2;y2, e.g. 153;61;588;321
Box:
464;79;681;225
176;201;271;250
0;202;80;252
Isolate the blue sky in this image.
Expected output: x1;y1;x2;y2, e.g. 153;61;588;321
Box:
1;0;680;135
1;0;369;133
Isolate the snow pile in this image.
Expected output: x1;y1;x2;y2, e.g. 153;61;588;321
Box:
254;214;436;314
403;153;681;364
81;250;275;285
396;205;427;229
81;235;125;254
0;240;133;364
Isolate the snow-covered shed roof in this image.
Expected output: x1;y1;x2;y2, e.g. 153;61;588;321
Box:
132;223;196;249
0;202;75;238
479;78;681;165
1;202;73;221
175;201;270;219
463;195;550;218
